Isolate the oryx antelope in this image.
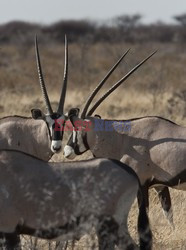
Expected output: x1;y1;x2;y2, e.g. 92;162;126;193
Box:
0;36;69;160
0;149;152;250
64;51;175;223
0;37;69;247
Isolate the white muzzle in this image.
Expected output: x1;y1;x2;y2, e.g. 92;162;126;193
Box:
64;145;76;159
51;140;62;153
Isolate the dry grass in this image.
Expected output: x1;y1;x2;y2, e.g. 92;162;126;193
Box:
0;41;186;249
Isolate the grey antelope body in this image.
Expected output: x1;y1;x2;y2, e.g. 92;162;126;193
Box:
0;36;69;159
64;50;174;221
0;37;69;246
0;116;52;161
0;111;66;161
0;150;152;250
66;114;186;190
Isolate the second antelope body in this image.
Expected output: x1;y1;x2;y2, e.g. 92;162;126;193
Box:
0;150;152;250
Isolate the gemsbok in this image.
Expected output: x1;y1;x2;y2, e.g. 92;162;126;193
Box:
0;36;69;247
63;51;176;224
0;149;152;250
0;36;69;160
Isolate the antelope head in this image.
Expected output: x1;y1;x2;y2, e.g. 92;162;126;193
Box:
31;36;68;153
64;50;156;158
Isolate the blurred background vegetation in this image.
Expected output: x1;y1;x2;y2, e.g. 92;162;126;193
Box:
1;13;186;123
1;13;186;45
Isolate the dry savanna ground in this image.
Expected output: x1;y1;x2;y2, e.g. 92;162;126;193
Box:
0;41;186;249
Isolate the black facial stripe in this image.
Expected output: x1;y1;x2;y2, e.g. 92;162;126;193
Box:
50;113;62;119
46;113;66;141
74;145;82;155
68;133;80;155
51;123;63;140
82;132;89;151
52;130;63;140
69;131;89;155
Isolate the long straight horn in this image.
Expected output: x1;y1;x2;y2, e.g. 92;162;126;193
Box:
35;35;53;115
80;49;130;119
87;51;157;116
57;35;68;114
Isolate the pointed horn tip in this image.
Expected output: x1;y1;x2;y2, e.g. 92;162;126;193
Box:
123;48;130;57
86;50;158;116
81;48;131;118
150;50;158;56
35;34;38;43
64;35;68;51
64;35;68;44
35;35;39;52
141;50;157;62
144;50;157;61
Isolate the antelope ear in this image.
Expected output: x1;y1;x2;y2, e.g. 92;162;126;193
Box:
31;109;44;120
68;108;80;117
68;108;81;127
